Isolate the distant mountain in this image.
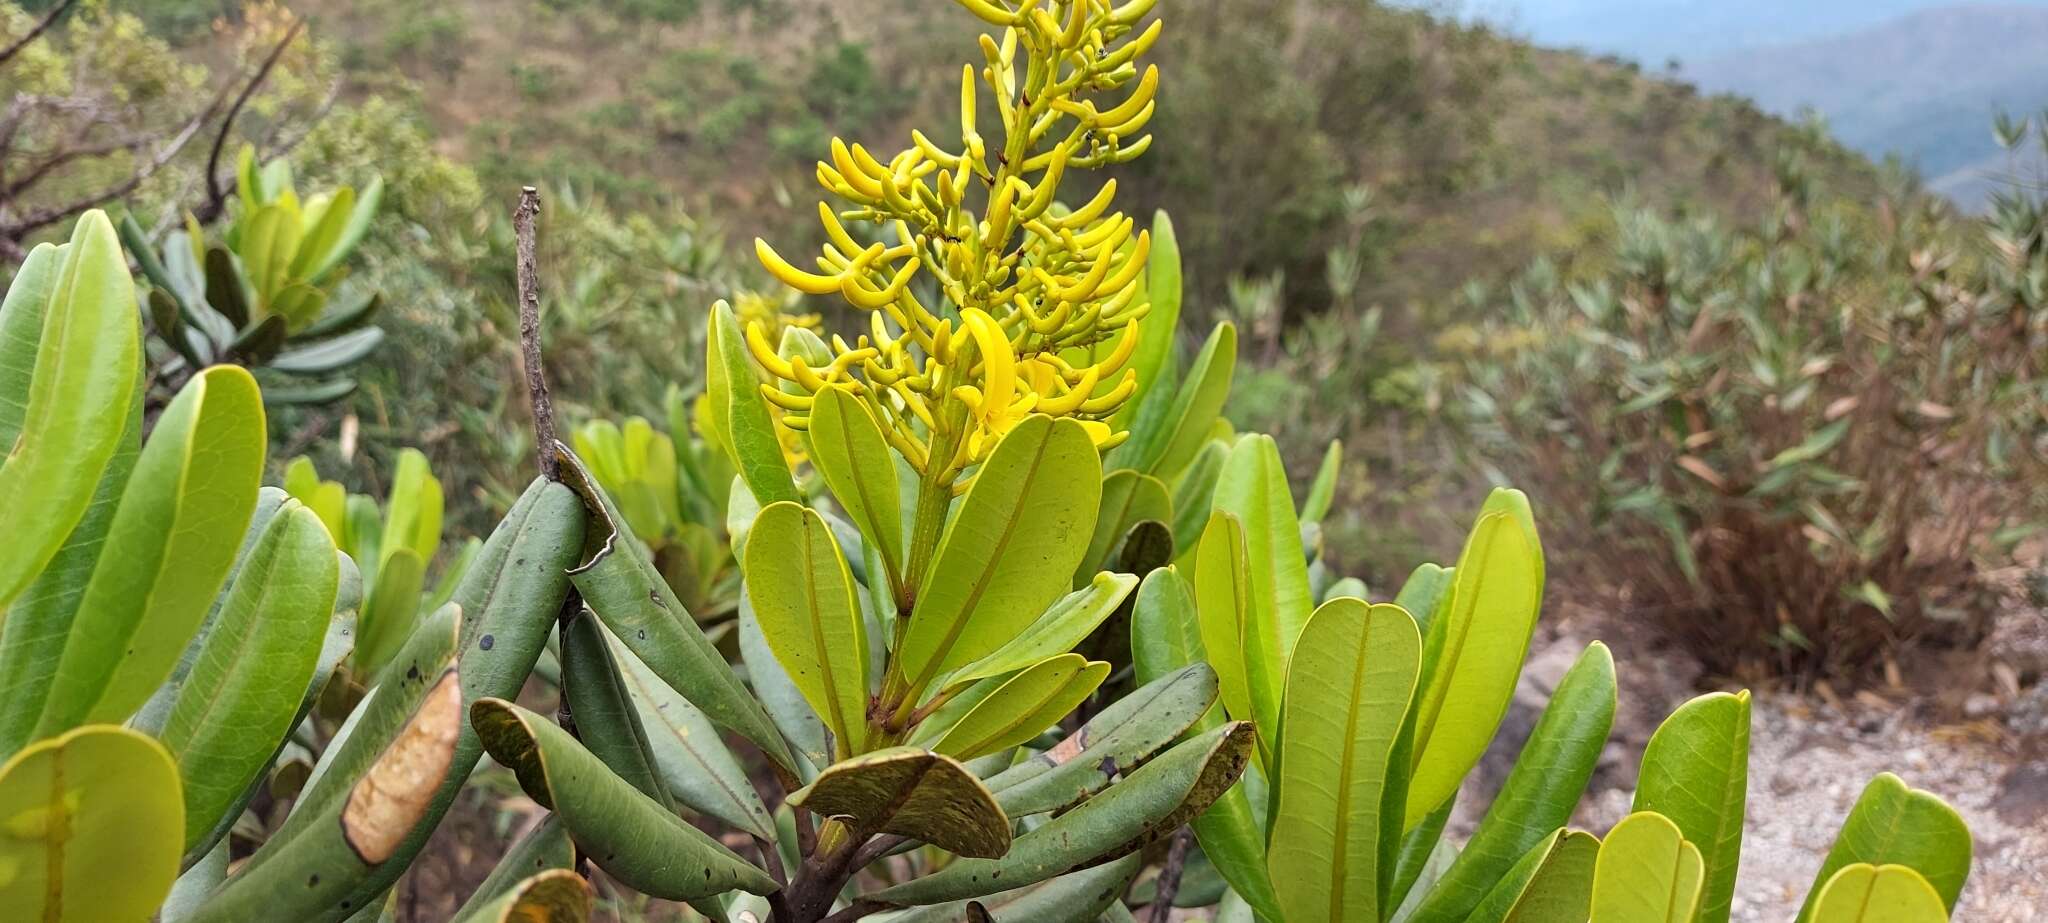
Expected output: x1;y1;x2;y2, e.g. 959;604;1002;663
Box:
1435;0;2048;63
1680;4;2048;207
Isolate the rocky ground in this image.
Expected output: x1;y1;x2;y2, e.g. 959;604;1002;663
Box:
1458;599;2048;923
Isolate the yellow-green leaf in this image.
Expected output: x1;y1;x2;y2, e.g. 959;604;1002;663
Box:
1079;469;1172;585
928;654;1110;760
0;724;183;921
1405;488;1545;828
1590;812;1703;923
705;300;798;505
1794;773;1972;921
1633;691;1752;923
1267;599;1422;923
743;501;871;757
36;365;265;734
1193;512;1280;762
1209;435;1313;744
898;415;1101;700
1809;864;1949;923
0;212;143;612
808;384;906;597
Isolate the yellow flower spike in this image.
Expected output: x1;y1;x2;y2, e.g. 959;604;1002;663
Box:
1056;243;1118;303
1100;18;1161;69
1060;0;1089;46
983;176;1021;249
761;385;815;412
1094;228;1151;297
911;129;962;171
1077;369;1139;413
1091;314;1143;376
745;322;803;382
959;308;1019;415
1108;134;1153;164
1101;99;1155;138
1073;212;1134;251
954;0;1025;26
1108;0;1156;25
1037;368;1100;415
817;203;863;257
757;238;844;295
831;138;886;200
1027;7;1062;43
842;257;920;311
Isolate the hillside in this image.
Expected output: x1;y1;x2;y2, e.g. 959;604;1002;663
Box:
1447;0;2048;62
1681;3;2048;207
312;0;1876;320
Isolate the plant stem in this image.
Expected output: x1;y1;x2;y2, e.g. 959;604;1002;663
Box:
512;186;559;482
1148;826;1194;923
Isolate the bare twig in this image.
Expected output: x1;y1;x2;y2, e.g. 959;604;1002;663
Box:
1148;826;1194;923
0;100;214;239
197;16;305;221
0;0;78;68
513;186;559;481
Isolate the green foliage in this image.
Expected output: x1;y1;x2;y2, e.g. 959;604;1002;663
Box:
123;147;388;407
1456;154;2048;676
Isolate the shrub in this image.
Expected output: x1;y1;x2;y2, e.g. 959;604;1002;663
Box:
0;5;1981;922
1457;160;2048;679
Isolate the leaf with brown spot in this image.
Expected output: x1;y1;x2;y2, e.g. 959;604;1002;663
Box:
787;747;1013;858
871;721;1254;905
448;868;592;923
343;670;464;863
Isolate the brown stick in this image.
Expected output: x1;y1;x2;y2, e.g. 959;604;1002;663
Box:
1148;826;1194;923
513;186;559;481
196;16;306;221
0;0;77;67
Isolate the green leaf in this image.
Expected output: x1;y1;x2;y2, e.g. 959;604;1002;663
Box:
559;607;674;810
1793;773;1972;922
1467;829;1599;923
1590;812;1703;923
271;327;384;374
1300;439;1344;525
872;721;1254;905
949;571;1138;687
705;300;798;505
1404;488;1545;828
983;662;1219;817
0;241;64;447
744;500;871;757
1110;322;1237;479
450;818;573;920
448;869;591;923
1267;599;1423;923
1210;435;1314;732
1809;864;1949;923
308;175;382;283
1080;470;1172;584
379;448;442;566
1404;642;1614;923
1767;418;1852;469
560;448;796;774
0;381;138;761
603;626;775;839
1130;566;1202;686
160;503;339;850
1633;691;1752;923
808;384;907;596
738;593;829;773
355;547;425;675
288;185;356;282
36;365;265;734
0;212;142;612
927;654;1110;760
203;245;253;330
884;853;1144;923
1193;512;1282;763
473;698;777;900
0;725;183;921
787;746;1012;858
898;415;1102;700
1109;209;1182;434
189;630;466;923
1167;439;1226;558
